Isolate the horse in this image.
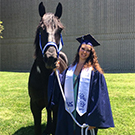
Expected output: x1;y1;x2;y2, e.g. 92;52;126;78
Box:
28;2;67;135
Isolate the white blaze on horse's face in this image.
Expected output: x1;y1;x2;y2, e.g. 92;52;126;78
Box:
42;13;59;43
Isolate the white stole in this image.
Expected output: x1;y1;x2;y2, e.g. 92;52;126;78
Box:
64;64;92;116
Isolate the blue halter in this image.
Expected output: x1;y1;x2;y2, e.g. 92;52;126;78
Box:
39;33;64;57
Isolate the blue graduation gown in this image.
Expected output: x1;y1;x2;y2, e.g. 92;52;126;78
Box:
49;69;114;135
48;71;55;104
47;71;60;110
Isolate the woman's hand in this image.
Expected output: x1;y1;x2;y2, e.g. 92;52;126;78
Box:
53;60;60;71
88;126;96;130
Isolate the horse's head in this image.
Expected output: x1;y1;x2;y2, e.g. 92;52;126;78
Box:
34;2;64;69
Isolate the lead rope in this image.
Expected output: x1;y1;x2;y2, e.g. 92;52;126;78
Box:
55;69;95;135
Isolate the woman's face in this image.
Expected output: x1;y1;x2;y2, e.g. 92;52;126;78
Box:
78;44;91;61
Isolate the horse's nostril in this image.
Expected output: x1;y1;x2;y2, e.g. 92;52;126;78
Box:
54;58;57;62
49;57;54;62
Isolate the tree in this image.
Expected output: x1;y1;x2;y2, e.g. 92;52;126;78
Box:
0;21;4;38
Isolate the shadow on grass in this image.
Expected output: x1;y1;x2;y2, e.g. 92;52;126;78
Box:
12;124;46;135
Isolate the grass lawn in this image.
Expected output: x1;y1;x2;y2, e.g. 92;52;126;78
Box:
0;72;135;135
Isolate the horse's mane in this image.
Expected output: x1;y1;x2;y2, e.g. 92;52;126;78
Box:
34;13;64;58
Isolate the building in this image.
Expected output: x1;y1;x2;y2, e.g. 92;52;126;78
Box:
0;0;135;72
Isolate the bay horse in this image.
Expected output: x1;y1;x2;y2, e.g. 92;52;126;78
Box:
28;2;67;135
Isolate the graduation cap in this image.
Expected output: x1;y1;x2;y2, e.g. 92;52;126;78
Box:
76;34;100;47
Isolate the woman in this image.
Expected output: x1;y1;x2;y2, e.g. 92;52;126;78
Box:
51;34;114;135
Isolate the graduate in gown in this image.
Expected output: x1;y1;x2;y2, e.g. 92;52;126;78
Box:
49;34;114;135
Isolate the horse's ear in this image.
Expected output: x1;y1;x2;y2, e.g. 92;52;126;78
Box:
39;2;46;17
55;2;62;19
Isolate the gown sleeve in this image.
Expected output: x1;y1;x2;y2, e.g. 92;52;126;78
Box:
48;69;67;110
85;71;114;128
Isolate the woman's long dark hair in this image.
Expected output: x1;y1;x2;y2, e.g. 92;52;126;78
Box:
72;44;104;74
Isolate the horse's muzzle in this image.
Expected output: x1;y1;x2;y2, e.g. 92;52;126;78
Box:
44;56;57;69
44;46;58;69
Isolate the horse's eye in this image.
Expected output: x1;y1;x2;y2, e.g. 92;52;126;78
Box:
59;28;62;33
39;27;43;33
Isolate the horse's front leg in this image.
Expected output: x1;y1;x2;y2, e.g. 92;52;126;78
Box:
43;108;52;135
30;99;42;135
